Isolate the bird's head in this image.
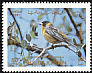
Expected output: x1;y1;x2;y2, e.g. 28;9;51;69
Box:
39;21;52;27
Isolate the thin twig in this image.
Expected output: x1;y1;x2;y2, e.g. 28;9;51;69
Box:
52;9;57;24
64;8;86;57
8;39;63;66
64;8;82;44
8;8;23;41
81;44;86;56
32;44;75;63
32;48;46;64
8;38;86;62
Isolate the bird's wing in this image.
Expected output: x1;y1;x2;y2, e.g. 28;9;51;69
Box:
45;25;78;49
45;25;68;42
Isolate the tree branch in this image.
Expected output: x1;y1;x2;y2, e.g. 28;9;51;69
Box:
64;8;86;57
64;8;82;44
8;8;23;41
8;38;86;66
8;39;64;66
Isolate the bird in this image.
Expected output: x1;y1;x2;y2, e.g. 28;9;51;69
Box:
38;21;80;58
39;21;72;46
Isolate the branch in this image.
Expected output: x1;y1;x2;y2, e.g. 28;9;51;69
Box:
52;9;57;24
32;48;46;64
46;44;86;62
8;38;86;67
8;39;64;66
8;8;23;41
32;44;77;64
32;43;86;64
64;8;86;57
64;8;82;44
81;44;86;56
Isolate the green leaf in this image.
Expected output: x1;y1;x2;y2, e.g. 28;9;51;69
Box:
63;16;72;32
28;52;31;58
39;8;44;10
19;63;22;66
18;53;22;56
38;14;43;20
77;23;82;27
23;57;25;61
73;38;77;45
67;26;72;32
63;16;66;22
78;51;82;57
69;8;72;12
82;8;85;13
30;31;36;39
65;61;67;65
40;61;45;66
21;40;28;48
32;26;36;32
30;20;35;28
13;21;16;25
9;21;13;26
72;13;77;17
16;30;18;34
34;32;38;36
69;8;77;17
15;37;20;43
59;24;64;28
35;24;38;28
9;63;14;67
30;56;33;59
26;34;31;42
22;57;26;63
79;14;83;19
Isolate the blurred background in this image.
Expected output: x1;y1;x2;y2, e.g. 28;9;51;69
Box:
7;8;86;67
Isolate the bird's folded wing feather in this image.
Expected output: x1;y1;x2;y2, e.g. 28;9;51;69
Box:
45;26;68;42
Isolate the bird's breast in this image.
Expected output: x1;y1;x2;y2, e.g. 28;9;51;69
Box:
41;25;61;44
42;31;61;44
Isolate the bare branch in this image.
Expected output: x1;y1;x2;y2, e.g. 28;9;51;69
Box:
8;8;23;41
52;9;58;24
64;8;86;57
8;39;64;66
32;44;79;64
64;8;82;44
32;48;46;64
8;38;86;63
81;44;86;56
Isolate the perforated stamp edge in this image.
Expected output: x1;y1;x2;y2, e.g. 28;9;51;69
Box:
2;2;91;72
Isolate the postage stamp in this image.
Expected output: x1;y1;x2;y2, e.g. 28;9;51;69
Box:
2;2;91;72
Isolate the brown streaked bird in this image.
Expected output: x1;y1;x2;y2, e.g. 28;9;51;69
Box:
39;21;71;45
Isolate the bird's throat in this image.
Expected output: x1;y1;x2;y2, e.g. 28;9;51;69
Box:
41;24;46;34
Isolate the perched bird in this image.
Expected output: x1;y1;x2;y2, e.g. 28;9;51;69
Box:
39;21;79;51
39;21;71;45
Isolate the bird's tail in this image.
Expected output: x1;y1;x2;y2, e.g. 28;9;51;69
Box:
65;39;79;51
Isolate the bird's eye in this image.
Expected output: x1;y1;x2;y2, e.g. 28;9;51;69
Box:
42;21;49;27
